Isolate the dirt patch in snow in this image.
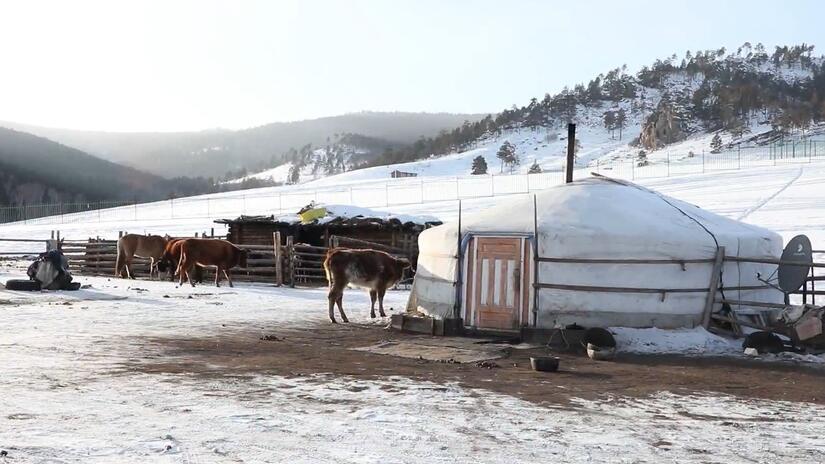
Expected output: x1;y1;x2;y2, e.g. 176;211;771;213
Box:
121;322;825;407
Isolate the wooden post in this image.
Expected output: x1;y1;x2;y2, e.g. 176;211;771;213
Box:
566;123;576;184
286;235;295;288
701;246;725;329
274;232;283;286
532;194;539;326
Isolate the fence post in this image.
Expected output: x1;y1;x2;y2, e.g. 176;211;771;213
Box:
702;150;705;173
98;201;101;222
207;197;211;216
631;159;635;180
667;152;670;177
737;144;741;170
286;235;295;288
274;231;282;286
490;174;495;196
242;195;247;214
349;187;354;204
385;183;389;206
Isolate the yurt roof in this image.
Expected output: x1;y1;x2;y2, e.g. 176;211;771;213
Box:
421;176;780;259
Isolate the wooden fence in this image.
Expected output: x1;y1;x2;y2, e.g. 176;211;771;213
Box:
60;237;283;285
54;232;416;288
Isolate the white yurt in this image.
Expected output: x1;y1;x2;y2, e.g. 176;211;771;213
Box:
409;176;783;332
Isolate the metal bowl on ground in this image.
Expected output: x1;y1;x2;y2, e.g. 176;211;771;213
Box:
530;356;560;372
581;327;617;361
586;343;616;361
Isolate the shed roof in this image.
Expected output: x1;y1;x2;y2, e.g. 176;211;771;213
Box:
215;204;441;229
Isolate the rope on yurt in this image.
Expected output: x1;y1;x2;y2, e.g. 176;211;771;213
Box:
647;192;728;303
591;174;728;302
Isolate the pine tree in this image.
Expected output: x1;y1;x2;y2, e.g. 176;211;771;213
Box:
710;133;723;153
496;141;515;173
507;151;521;174
528;160;542;174
603;111;616;139
615;108;627;140
471;155;488;175
288;164;301;184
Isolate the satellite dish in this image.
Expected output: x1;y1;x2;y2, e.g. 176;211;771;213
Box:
778;234;812;293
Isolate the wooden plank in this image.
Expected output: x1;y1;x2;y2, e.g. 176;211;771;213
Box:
717;299;787;309
274;232;282;286
535;283;710;293
286;236;295;288
701;247;725;329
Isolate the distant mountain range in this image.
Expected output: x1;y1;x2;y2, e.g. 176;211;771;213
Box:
0;127;167;206
0;112;484;179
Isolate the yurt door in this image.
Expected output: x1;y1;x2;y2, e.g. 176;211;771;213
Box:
468;237;526;330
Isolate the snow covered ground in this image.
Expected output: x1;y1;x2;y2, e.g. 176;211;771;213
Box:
2;166;825;461
2;273;825;463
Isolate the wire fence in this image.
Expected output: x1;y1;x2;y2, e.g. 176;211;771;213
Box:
2;138;824;226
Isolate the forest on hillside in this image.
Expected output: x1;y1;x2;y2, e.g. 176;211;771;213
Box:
362;43;825;168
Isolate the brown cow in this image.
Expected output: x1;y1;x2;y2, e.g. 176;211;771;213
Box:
323;248;411;323
175;238;247;287
115;234;169;280
157;238;203;283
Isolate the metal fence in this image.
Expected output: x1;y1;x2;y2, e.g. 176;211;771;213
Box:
2;138;823;226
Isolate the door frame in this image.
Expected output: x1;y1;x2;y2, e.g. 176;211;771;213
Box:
462;234;533;331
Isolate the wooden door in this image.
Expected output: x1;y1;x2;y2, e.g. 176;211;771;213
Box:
472;237;524;330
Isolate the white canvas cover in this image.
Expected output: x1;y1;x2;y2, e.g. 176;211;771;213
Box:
412;177;783;329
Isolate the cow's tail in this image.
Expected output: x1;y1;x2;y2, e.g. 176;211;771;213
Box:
323;249;335;285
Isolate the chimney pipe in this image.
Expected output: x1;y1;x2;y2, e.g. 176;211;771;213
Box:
566;123;576;184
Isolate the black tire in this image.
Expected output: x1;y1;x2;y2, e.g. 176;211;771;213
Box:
743;331;785;354
4;279;41;291
581;327;617;348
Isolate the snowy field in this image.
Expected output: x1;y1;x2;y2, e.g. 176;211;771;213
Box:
2;152;825;461
2;273;825;463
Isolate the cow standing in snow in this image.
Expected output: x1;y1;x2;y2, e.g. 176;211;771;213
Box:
323;248;411;323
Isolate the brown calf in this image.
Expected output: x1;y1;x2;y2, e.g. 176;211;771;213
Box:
175;239;248;287
157;238;203;283
323;248;411;323
115;234;169;280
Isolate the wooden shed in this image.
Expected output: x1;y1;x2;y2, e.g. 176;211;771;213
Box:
215;205;441;256
390;170;418;178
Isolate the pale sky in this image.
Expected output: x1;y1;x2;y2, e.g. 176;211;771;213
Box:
1;0;822;132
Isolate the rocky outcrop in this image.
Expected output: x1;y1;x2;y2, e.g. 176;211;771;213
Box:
639;98;689;150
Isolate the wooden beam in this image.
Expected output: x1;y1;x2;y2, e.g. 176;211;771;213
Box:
274;232;282;286
286;236;295;288
702;246;725;329
717;299;786;309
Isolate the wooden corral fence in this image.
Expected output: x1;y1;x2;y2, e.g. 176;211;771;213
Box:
60;235;283;285
54;231;416;288
284;234;414;288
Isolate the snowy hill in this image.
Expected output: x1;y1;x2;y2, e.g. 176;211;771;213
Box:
233;44;825;187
